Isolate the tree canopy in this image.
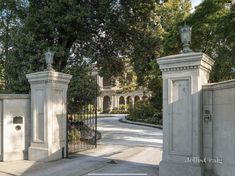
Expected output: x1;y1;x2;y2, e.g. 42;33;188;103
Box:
163;0;235;81
0;0;234;114
1;0;166;93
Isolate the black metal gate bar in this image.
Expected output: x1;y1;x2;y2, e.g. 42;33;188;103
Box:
67;100;97;154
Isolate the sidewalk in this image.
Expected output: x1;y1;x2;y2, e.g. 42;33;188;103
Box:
0;145;114;176
0;144;160;176
0;160;37;176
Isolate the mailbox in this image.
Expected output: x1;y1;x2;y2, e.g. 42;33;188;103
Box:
13;116;23;131
13;116;23;124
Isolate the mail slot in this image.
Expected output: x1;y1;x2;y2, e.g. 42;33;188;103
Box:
13;116;23;124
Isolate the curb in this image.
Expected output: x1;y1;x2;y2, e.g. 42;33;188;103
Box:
119;116;163;129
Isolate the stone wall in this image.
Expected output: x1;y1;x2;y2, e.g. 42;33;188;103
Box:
157;52;214;176
158;52;235;176
0;70;71;162
203;80;235;176
26;71;71;161
0;94;30;161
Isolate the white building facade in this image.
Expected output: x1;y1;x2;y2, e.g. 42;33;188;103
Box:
95;74;151;113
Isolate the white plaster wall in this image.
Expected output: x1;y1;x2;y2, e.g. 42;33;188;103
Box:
203;80;235;176
0;95;30;161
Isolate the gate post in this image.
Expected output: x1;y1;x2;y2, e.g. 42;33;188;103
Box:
157;52;214;176
26;70;72;161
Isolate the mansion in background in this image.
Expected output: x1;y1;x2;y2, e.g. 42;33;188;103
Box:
92;69;151;113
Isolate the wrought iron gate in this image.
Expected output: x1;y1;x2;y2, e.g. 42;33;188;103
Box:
67;101;97;154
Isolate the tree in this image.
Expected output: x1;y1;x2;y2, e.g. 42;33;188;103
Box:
3;0;166;93
160;0;192;56
65;63;99;114
0;0;27;88
189;0;235;81
147;61;162;110
136;0;191;106
133;0;191;87
162;0;235;81
115;58;138;93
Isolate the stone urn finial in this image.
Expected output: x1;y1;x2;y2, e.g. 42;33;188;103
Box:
45;48;54;71
180;23;192;53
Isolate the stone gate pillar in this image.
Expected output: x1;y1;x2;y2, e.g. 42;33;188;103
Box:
26;71;72;161
157;52;214;176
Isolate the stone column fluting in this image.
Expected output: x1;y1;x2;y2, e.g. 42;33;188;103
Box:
157;52;214;176
26;70;72;161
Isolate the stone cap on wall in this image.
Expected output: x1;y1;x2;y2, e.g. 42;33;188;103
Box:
203;79;235;90
26;71;72;84
0;94;30;99
157;52;214;73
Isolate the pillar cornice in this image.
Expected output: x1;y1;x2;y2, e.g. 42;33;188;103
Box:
157;52;214;73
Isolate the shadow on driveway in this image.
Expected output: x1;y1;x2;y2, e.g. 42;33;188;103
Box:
21;151;159;176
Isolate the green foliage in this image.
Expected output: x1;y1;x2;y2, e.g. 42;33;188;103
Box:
1;0;234;121
110;104;129;114
65;64;99;114
163;0;235;81
131;0;191;114
1;0;167;94
111;108;128;114
68;129;80;142
189;0;235;81
4;29;45;93
0;0;27;61
0;0;28;90
116;59;138;93
147;61;162;110
128;100;162;125
159;0;192;56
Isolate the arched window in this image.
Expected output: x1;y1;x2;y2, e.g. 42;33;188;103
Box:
134;96;140;103
127;96;132;105
119;96;125;105
103;96;111;112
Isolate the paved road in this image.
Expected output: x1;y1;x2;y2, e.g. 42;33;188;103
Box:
0;115;162;176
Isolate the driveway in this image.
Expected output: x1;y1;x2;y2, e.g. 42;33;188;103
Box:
0;115;162;176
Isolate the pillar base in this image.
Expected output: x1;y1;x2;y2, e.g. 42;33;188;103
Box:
159;161;204;176
28;146;63;161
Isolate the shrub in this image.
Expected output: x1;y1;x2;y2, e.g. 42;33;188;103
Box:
119;104;127;110
111;107;128;114
127;100;162;125
68;129;80;142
